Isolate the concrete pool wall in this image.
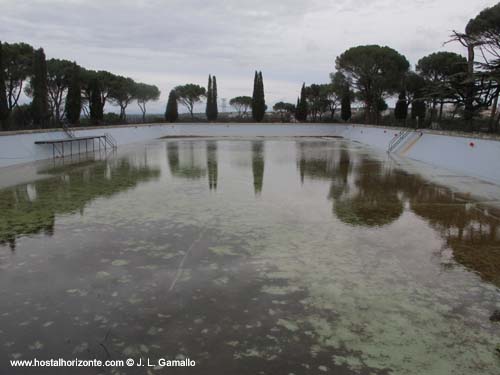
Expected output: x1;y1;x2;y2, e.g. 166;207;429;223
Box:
1;123;500;185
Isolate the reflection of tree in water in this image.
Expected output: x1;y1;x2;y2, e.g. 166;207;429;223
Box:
166;141;207;179
328;149;351;201
206;141;218;191
297;142;337;183
0;159;160;250
331;157;404;227
298;142;404;227
297;141;500;287
252;141;265;195
410;185;500;287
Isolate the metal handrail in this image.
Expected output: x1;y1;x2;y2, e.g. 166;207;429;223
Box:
388;129;412;153
104;133;117;149
62;123;75;138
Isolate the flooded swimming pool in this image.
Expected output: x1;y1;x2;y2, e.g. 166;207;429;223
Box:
0;138;499;374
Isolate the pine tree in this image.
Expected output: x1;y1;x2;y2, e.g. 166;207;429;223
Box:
206;75;212;120
252;71;265;122
165;89;179;122
31;48;49;128
0;41;9;130
65;63;81;125
295;83;308;121
394;91;408;122
341;92;352;122
89;78;103;125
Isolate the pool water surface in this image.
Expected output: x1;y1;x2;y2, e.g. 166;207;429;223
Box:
0;138;499;374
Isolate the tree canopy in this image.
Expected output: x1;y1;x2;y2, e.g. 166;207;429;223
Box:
165;89;179;123
230;96;252;118
2;42;34;112
252;71;266;122
89;77;103;125
416;52;467;121
273;102;295;122
31;48;49;128
135;83;160;122
336;45;409;123
466;2;500;60
394;91;408;121
64;63;81;125
295;83;308;122
108;76;137;121
206;75;218;121
0;41;9;130
175;84;206;119
45;58;74;124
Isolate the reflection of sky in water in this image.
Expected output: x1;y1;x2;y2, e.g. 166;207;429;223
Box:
0;138;499;374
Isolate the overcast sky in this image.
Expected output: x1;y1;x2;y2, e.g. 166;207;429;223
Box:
0;0;496;114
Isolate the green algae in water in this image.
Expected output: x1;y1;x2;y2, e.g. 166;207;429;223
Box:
209;245;237;256
0;139;499;375
0;158;160;248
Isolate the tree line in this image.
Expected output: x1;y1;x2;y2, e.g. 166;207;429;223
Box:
277;2;500;132
231;2;500;132
2;2;500;132
0;41;160;130
164;70;266;123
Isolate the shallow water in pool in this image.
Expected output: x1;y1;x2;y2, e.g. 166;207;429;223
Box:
0;138;499;374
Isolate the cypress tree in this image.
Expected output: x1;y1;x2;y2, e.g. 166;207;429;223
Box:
205;74;219;121
411;91;426;128
0;41;9;130
89;78;103;125
212;76;218;121
31;48;49;128
259;72;265;120
295;97;300;121
206;75;212;120
341;92;352;122
65;63;81;125
165;89;178;122
252;71;258;121
252;71;265;122
295;83;308;121
394;91;408;122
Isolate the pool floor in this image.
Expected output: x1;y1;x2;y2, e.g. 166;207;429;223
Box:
0;138;499;374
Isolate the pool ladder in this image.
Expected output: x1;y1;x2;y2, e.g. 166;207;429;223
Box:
62;124;117;149
388;129;413;153
104;133;118;149
62;123;76;138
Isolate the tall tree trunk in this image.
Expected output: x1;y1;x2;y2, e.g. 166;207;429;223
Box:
438;101;444;122
464;44;475;131
430;99;437;123
489;91;499;132
494;110;500;133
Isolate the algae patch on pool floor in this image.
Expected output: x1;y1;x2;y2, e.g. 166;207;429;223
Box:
0;138;499;375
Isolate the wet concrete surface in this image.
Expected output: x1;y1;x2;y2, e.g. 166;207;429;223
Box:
0;138;499;374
